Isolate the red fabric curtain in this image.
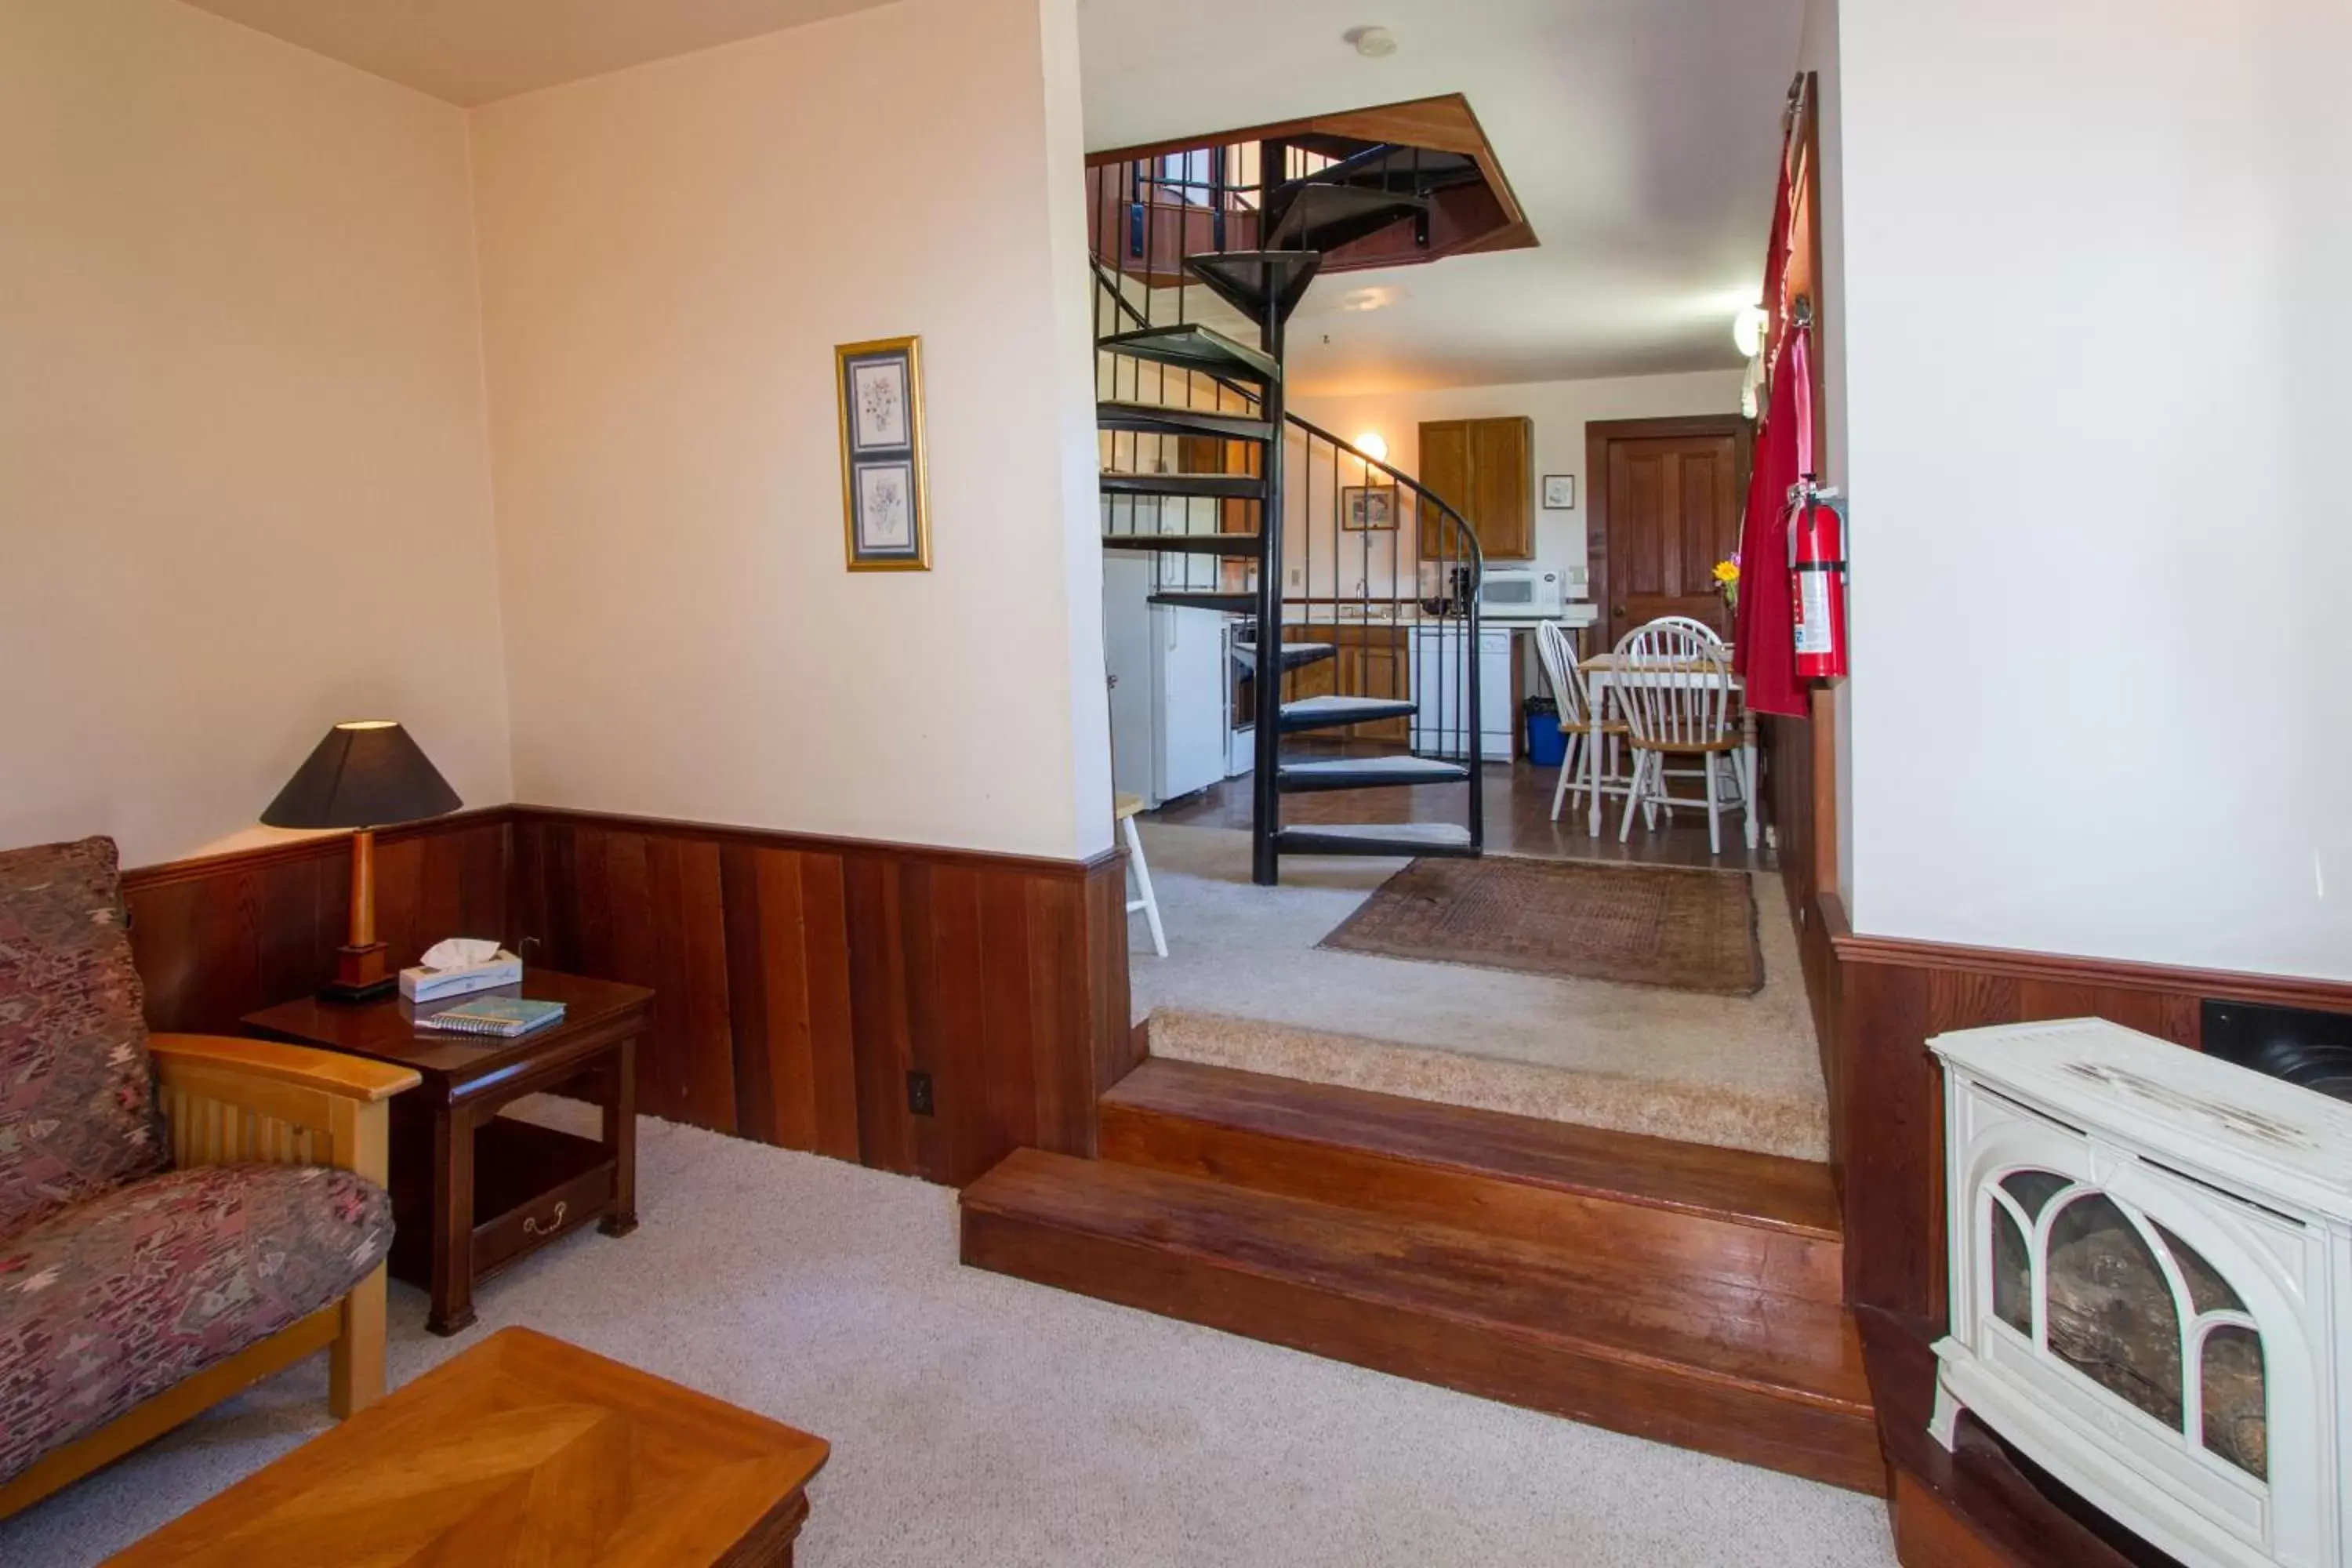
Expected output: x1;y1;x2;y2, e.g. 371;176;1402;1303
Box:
1731;120;1813;719
1733;328;1812;718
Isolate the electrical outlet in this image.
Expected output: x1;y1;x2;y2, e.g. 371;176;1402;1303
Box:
1288;567;1302;589
906;1069;935;1116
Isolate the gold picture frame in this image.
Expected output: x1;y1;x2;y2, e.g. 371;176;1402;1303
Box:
836;335;931;571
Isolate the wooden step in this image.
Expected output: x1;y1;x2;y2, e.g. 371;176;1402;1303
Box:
1099;1059;1843;1303
962;1149;1882;1494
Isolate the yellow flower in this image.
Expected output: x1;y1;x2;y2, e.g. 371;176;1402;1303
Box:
1711;558;1740;586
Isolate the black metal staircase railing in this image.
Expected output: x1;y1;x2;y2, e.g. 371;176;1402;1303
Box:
1088;134;1486;885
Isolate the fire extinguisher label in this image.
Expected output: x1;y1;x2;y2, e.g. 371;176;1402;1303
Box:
1795;572;1835;655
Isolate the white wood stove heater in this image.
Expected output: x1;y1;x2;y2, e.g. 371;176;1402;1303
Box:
1930;1018;2352;1568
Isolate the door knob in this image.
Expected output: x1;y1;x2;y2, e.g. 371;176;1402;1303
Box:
1613;604;1625;615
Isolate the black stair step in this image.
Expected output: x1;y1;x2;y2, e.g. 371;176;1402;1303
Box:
1276;757;1472;793
1096;401;1272;442
1098;323;1279;383
1232;640;1334;673
1098;473;1264;500
1102;532;1265;557
1274;822;1479;857
1185;250;1323;325
1284;143;1483;198
1287;132;1383;162
1278;695;1418;734
1148;592;1257;613
1261;183;1430;252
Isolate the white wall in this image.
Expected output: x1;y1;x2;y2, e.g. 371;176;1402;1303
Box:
0;0;513;869
469;0;1112;861
1291;369;1746;589
1840;0;2352;978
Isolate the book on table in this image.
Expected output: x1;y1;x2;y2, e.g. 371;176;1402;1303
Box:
416;996;567;1038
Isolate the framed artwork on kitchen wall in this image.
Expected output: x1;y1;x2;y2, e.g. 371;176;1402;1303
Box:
837;335;931;571
1341;484;1397;532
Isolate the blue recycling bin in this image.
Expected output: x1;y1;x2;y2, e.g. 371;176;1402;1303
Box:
1525;712;1566;768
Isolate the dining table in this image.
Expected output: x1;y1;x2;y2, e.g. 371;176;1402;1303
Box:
1575;652;1760;848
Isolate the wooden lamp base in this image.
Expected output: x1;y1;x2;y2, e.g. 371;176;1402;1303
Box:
321;828;397;1004
324;942;395;1003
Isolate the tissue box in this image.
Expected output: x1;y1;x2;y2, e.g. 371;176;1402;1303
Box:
400;950;524;1004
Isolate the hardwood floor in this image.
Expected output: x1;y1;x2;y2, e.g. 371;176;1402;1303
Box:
962;1059;1879;1494
1152;747;1778;871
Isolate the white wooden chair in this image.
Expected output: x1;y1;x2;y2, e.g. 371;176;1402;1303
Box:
1654;615;1729;648
1610;620;1744;854
1115;793;1167;957
1534;620;1630;822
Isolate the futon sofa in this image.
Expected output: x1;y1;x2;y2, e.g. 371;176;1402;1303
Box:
0;836;415;1516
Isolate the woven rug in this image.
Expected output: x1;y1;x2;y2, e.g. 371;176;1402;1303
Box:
1317;857;1763;996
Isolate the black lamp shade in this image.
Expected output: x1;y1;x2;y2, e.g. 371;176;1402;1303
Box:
261;721;462;830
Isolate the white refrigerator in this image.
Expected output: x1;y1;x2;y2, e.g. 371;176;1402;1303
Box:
1103;556;1231;808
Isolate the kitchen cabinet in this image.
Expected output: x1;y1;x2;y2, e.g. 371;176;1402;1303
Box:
1417;416;1534;561
1280;622;1414;743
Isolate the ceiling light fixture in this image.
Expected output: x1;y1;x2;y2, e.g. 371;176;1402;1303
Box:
1345;25;1398;58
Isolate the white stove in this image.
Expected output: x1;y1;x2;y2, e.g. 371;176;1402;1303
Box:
1929;1018;2352;1567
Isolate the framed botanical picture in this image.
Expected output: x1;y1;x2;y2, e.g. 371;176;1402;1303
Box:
1541;474;1576;510
837;336;931;570
1341;484;1397;532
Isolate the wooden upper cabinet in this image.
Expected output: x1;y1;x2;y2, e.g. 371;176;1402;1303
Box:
1417;416;1534;561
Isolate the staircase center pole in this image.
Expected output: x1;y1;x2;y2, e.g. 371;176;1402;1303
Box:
1250;254;1287;887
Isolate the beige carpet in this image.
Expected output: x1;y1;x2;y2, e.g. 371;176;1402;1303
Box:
0;1102;1896;1568
1130;823;1828;1161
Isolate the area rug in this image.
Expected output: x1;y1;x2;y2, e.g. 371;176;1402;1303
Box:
1317;856;1763;996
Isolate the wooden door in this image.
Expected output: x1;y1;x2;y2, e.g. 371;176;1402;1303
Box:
1468;417;1533;559
1592;425;1745;651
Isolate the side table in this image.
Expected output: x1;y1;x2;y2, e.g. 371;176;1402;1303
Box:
245;971;655;1335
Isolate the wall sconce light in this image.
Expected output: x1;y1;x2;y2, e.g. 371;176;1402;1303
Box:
1733;303;1771;359
1354;431;1389;464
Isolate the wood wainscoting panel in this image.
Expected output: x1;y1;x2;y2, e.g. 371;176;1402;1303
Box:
509;808;1134;1188
1830;927;2352;1330
114;805;1130;1190
122;812;510;1037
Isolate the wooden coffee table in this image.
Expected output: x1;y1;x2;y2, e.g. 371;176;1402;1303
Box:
104;1327;829;1566
245;971;655;1334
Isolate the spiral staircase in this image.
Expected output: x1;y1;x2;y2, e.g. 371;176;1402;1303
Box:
1091;134;1490;886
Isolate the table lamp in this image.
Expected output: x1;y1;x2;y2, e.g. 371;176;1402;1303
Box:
263;720;461;1001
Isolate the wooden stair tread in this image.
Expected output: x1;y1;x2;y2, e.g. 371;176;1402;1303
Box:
1102;1058;1842;1241
965;1149;1871;1415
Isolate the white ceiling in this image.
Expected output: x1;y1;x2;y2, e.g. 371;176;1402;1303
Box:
181;0;1801;393
177;0;900;107
1079;0;1807;394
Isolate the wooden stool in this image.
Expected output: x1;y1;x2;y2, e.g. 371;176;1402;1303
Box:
1114;793;1167;958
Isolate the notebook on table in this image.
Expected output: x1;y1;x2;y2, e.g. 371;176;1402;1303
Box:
416;996;567;1039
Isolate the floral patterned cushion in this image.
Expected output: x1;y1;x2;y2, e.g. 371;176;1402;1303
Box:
0;1163;393;1484
0;837;169;1240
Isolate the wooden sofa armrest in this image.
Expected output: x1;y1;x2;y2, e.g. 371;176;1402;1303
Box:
149;1034;418;1102
148;1033;418;1185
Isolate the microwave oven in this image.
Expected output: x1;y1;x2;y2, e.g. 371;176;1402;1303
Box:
1475;566;1565;619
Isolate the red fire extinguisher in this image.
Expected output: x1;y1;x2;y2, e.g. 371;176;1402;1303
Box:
1787;477;1848;680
